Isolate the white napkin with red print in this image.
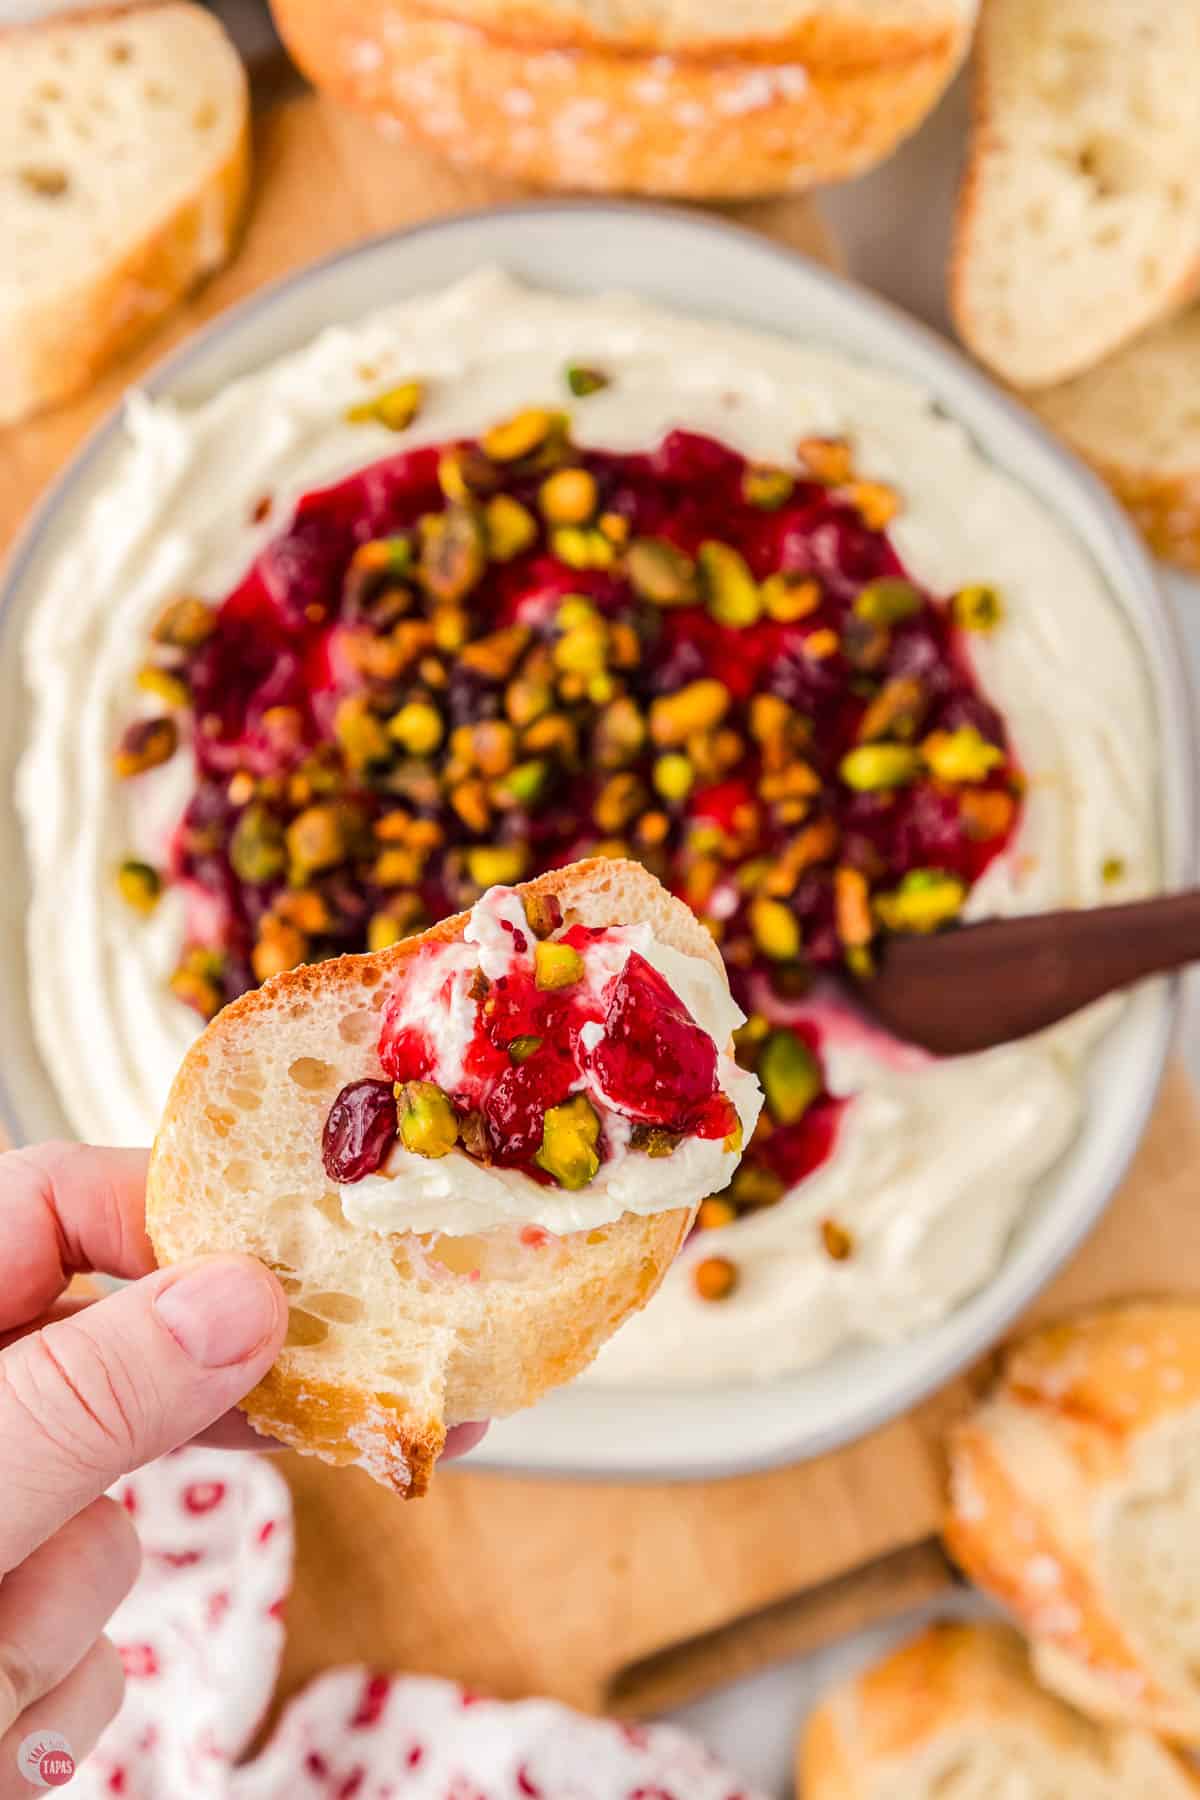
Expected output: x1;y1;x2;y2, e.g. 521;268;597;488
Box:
75;1450;763;1800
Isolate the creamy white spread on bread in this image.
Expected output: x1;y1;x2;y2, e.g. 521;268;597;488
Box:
17;270;1158;1381
338;888;760;1239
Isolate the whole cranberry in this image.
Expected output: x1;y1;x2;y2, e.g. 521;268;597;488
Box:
321;1080;397;1183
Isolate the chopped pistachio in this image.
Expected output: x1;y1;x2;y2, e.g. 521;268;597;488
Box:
419;503;487;605
857;675;926;743
388;700;445;757
169;956;223;1020
652;752;695;803
347;379;424;432
742;464;795;510
804;628;840;660
499;759;550;807
116;859;161;914
565;363;610;397
334;695;392;772
554;608;609;677
921;726;1004;784
113;716;178;779
449;780;492;834
821;1218;854;1261
834;864;873;949
534;939;584;990
730;1162;786;1209
693;1255;738;1302
853;578;922;625
286;804;347;879
697;1196;736;1230
540;466;598;526
460;1109;492;1161
508;1034;543;1063
594;695;646;768
749;896;802;961
460;624;531;682
953;583;1005;632
839;743;922;792
523;891;563;939
505;673;553;729
761;572;821;623
136;665;189;709
1102;855;1127;885
649;679;730;747
960;789;1017;841
594;772;647;833
432;608;470;653
482;407;564;463
367;911;407;952
874;868;966;933
465;843;528;887
847;480;900;530
151;595;218;649
485;493;538;562
551;525;615;569
698;540;761;628
760;1030;821;1125
629;1123;683;1158
625;537;698;607
252;918;308;982
397;1080;459;1158
230;804;287;885
535;1094;601;1189
796;436;854;484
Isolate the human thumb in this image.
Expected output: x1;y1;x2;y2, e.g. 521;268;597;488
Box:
0;1256;287;1567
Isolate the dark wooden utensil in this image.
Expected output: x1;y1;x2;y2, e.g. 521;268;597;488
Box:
861;890;1200;1057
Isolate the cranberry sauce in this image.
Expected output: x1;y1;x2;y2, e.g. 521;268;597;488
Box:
119;401;1021;1211
324;905;737;1189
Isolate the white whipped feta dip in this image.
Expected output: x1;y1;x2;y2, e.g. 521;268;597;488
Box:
338;889;760;1239
16;269;1158;1381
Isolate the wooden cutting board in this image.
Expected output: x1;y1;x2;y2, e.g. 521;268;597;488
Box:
5;79;1199;1727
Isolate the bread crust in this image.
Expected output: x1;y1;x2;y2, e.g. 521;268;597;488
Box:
147;861;726;1496
945;1302;1200;1744
0;2;251;427
799;1621;1200;1795
270;0;971;198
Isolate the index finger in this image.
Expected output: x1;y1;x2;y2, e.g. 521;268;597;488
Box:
0;1144;155;1333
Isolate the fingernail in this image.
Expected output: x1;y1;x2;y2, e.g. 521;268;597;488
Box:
154;1259;281;1368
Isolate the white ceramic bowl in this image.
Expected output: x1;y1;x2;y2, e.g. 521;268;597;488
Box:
1;203;1195;1479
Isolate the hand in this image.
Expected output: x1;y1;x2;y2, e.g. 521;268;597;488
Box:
0;1142;486;1793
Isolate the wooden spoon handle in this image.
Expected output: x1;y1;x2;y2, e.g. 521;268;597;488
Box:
995;890;1200;1008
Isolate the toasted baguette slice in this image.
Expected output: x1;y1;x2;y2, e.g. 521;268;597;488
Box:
0;2;249;427
800;1621;1200;1797
951;0;1200;390
1029;310;1200;573
945;1302;1200;1745
147;860;731;1497
271;0;975;199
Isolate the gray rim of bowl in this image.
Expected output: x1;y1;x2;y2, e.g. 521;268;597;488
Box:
1;198;1195;1482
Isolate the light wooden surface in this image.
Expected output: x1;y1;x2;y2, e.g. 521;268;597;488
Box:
5;84;1199;1725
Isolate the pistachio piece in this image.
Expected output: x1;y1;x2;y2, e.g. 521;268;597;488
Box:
419;503;487;605
136;665;189;708
874;868;966;934
698;540;761;628
565;363;609;397
437;446;501;502
749;896;802;961
796;436;854;485
693;1255;738;1302
465;843;529;887
485;494;538;562
649;679;730;747
921;726;1004;784
499;758;550;808
760;572;820;622
388;700;444;757
550;525;615;570
397;1080;459;1158
625;537;698;607
169;950;224;1020
953;583;1005;632
374;847;421;887
729;1162;786;1209
367;911;408;951
460;625;531;682
853;579;922;626
334;695;392;772
117;859;161;914
834;864;873;950
1102;854;1126;885
286;804;347;879
652;752;695;804
508;1034;543;1063
230;803;287;885
432;608;470;653
534;940;584;990
523;892;563;939
804;628;839;660
151;596;218;649
540;467;598;526
593;695;646;769
759;1029;821;1126
841;613;892;673
449;779;491;834
535;1095;601;1190
347;379;423;431
482;407;563;463
505;673;553;730
113;716;178;779
599;510;631;545
629;1123;683;1158
960;789;1016;841
460;1109;492;1161
838;743;922;792
742;464;795;510
857;675;927;743
594;772;646;834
